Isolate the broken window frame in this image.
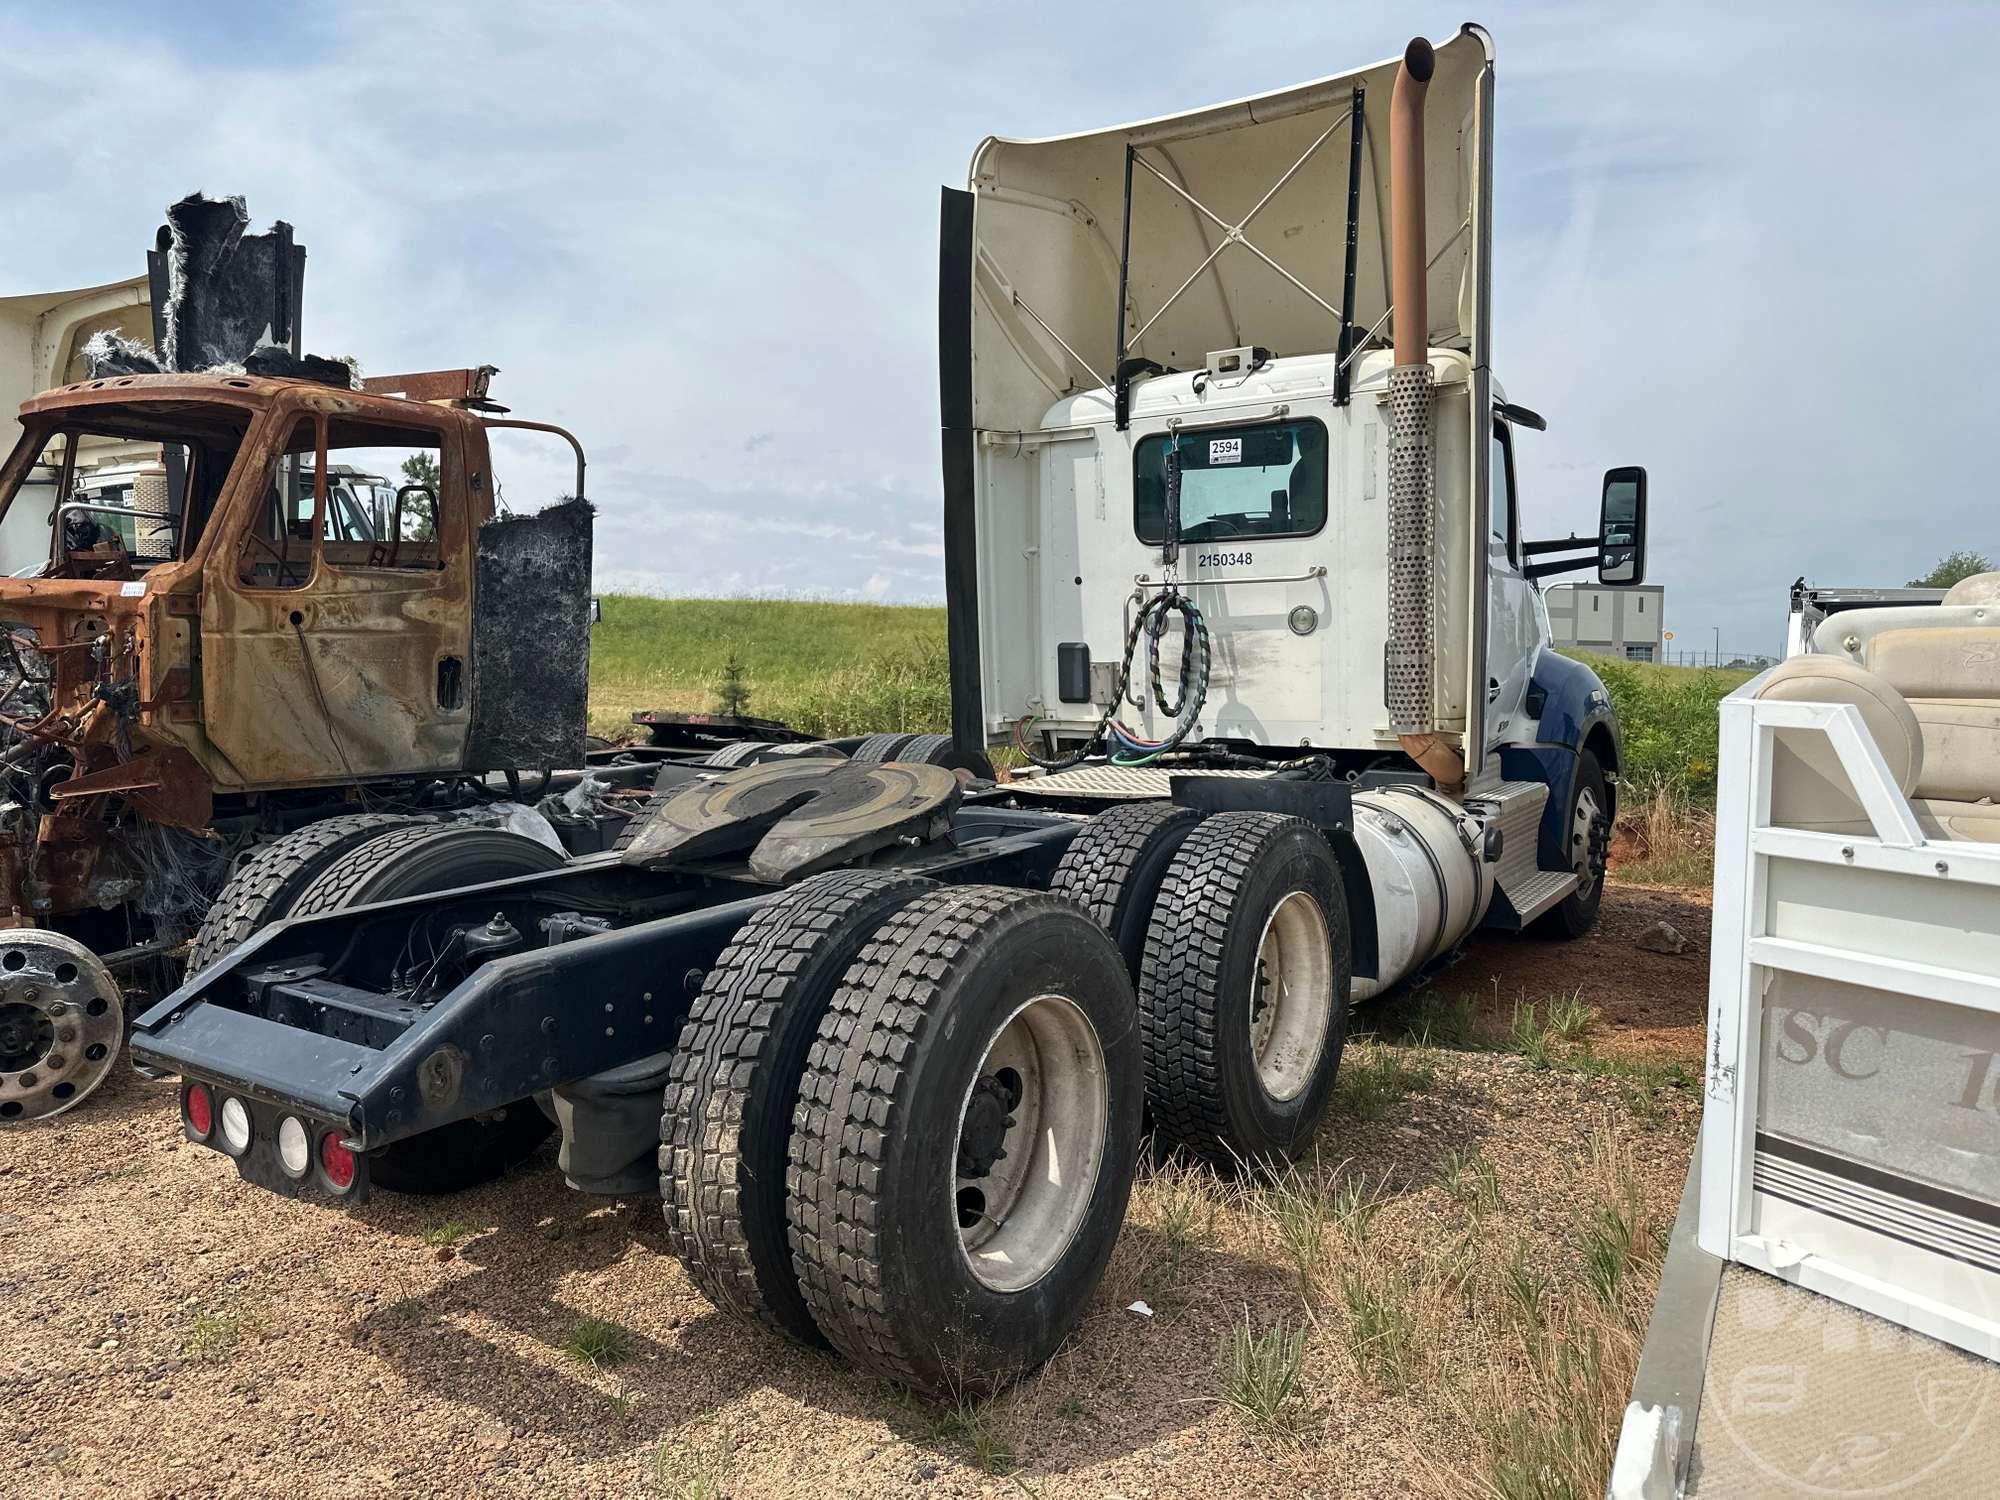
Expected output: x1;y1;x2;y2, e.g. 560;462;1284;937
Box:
235;414;326;592
235;411;460;588
0;397;261;577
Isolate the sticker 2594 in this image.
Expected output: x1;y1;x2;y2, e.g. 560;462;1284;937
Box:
1195;551;1253;569
1208;437;1242;465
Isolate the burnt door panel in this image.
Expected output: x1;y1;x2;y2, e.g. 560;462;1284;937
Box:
199;416;473;787
464;497;592;773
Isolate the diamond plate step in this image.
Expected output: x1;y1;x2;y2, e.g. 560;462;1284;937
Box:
1007;765;1273;800
1499;866;1579;925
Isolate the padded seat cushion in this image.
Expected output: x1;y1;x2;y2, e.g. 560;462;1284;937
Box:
1753;658;1922;835
1944;571;2000;606
1867;627;2000;700
1908;700;2000;803
1912;797;2000;845
1814;602;2000;661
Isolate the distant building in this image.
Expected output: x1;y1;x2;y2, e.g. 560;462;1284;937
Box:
1546;583;1665;663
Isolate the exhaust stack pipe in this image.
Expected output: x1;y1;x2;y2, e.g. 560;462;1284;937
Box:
1384;37;1465;793
1389;38;1434;367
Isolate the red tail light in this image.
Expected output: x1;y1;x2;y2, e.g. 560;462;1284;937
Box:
184;1083;213;1138
319;1132;357;1192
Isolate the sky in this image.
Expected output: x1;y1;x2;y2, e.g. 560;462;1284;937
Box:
3;0;1995;658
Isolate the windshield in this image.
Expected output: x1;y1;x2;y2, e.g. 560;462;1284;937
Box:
0;400;255;576
1133;417;1328;545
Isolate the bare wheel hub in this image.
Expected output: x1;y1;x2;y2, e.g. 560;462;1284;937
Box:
1248;891;1333;1103
1570;785;1608;898
0;930;124;1123
953;992;1109;1293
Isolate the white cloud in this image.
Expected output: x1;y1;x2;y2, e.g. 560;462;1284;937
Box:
1;1;1990;655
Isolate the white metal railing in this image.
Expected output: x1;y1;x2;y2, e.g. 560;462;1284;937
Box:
1698;683;2000;1360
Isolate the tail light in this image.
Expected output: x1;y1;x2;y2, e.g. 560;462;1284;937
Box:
319;1132;357;1193
276;1116;311;1178
217;1096;252;1155
183;1082;213;1139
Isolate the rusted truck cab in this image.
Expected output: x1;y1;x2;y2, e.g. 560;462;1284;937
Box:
0;370;590;928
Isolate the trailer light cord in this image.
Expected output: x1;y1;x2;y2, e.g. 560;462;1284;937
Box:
1012;587;1211;771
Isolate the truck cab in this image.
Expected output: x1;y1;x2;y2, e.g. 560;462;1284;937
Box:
991;348;1629;768
0;368;591;924
940;24;1646;802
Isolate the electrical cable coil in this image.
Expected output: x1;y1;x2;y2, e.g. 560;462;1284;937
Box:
1014;589;1211;770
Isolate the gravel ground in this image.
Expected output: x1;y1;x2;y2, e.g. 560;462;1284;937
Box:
2;890;1704;1500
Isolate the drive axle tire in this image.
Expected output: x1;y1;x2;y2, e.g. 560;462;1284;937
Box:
704;740;770;768
660;869;936;1345
287;824;564;919
288;825;567;1194
1532;749;1610;940
1139;813;1350;1169
787;887;1142;1397
1049;801;1205;981
188;813;418;976
849;732;916;764
764;741;846;760
897;732;997;781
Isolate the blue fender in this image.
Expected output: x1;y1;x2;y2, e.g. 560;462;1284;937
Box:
1496;650;1622;873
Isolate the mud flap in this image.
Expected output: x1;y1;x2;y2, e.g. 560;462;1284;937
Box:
465;497;593;773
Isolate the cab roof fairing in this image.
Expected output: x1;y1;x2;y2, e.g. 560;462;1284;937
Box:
962;27;1491;436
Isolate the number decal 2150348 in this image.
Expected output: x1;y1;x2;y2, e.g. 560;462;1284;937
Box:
1194;551;1252;570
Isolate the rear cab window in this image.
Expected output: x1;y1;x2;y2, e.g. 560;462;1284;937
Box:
1133;417;1327;545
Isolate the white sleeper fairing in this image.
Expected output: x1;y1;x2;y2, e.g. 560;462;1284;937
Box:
944;28;1625;998
946;28;1500;772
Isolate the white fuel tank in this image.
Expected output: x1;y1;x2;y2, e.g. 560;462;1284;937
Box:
1348;786;1495;1001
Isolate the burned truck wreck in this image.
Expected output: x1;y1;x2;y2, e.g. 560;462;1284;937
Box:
0;195;601;1123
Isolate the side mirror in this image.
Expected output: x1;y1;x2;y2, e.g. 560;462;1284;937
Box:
1597;466;1647;585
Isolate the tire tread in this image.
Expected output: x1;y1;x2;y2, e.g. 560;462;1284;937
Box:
1049;800;1203;966
188;813;417;974
1138;811;1334;1165
287;823;473;919
785;885;1045;1387
658;869;933;1344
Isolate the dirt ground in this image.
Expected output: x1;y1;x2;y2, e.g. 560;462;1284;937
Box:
1;878;1707;1500
1449;877;1712;1063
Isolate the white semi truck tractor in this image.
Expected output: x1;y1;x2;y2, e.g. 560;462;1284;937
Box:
132;28;1657;1401
942;23;1650;1000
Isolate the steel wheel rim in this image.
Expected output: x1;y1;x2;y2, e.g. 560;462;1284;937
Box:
0;931;123;1122
1571;785;1605;897
952;992;1108;1293
1249;891;1332;1102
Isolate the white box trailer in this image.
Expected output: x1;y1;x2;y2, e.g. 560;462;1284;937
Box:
1614;574;2000;1497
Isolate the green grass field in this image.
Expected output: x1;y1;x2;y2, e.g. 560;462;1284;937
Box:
585;602;1741;886
1559;650;1750;887
588;599;1747;790
1559;650;1753;800
587;596;950;741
